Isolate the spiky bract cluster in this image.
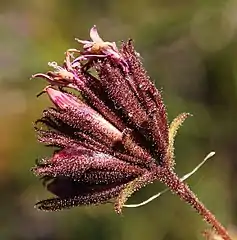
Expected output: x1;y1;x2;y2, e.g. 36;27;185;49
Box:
32;26;188;213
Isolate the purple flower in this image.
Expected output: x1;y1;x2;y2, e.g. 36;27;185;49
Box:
32;26;186;213
73;25;129;72
31;26;233;240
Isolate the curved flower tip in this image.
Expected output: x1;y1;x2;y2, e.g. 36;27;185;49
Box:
31;61;75;88
90;25;103;43
31;73;55;84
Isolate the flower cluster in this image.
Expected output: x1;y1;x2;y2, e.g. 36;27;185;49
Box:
31;25;232;240
32;26;188;213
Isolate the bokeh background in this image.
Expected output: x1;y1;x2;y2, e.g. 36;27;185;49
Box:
1;0;237;239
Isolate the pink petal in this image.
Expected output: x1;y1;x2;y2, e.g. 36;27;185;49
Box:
46;87;81;109
90;25;103;43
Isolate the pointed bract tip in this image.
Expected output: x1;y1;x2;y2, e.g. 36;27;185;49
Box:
45;87;80;110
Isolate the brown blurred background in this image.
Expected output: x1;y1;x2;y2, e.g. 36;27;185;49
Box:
1;0;237;239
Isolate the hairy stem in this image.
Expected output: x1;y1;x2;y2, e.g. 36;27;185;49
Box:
157;168;231;240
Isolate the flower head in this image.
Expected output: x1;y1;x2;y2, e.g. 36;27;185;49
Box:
32;26;186;213
31;25;233;240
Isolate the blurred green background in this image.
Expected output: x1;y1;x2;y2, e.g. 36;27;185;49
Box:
1;0;237;239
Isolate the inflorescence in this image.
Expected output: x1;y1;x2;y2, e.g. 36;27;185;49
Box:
31;25;231;240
